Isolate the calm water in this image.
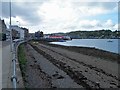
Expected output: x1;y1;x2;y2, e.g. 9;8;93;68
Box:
50;39;120;54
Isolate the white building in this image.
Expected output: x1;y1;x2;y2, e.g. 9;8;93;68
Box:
6;29;10;41
11;25;25;40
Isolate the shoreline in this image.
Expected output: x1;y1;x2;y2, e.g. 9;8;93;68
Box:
20;41;120;88
29;41;119;88
34;40;119;63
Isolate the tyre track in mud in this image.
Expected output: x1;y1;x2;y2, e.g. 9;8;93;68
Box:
24;44;53;88
30;42;119;88
38;43;119;82
30;43;118;89
30;43;94;89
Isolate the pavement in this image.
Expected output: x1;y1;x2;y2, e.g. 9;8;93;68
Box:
1;41;13;89
0;41;2;89
0;41;24;89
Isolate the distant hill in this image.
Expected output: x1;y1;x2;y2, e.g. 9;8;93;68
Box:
66;30;120;39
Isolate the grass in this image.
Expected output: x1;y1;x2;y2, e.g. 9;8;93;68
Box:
18;44;27;66
18;44;27;81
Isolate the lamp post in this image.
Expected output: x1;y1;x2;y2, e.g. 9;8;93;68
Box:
9;0;13;52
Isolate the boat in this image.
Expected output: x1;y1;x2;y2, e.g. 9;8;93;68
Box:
58;39;66;42
107;40;113;42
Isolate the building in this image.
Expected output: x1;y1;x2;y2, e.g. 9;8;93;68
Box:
10;25;30;40
11;29;20;40
11;25;25;40
0;18;7;41
0;19;29;41
20;27;29;40
6;29;10;41
0;19;7;34
29;33;35;39
35;31;44;39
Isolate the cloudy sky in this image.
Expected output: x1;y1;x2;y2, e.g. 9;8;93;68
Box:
1;0;119;34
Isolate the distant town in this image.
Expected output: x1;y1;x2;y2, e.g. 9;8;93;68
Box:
0;19;29;41
0;18;120;42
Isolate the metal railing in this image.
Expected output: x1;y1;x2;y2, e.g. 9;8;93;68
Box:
11;43;17;89
11;41;25;89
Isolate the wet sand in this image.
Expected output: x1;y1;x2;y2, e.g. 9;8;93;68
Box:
21;41;120;89
37;41;119;62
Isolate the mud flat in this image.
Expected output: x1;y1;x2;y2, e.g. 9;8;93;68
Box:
23;43;83;88
38;41;119;62
20;41;120;89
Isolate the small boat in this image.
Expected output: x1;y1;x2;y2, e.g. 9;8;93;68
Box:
107;40;113;42
59;39;66;42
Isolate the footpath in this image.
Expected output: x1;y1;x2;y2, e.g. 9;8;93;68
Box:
1;41;24;89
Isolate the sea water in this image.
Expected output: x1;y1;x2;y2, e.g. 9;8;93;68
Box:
50;39;120;54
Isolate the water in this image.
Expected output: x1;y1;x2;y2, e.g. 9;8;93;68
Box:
50;39;120;54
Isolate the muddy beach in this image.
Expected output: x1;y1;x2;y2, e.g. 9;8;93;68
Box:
20;41;120;89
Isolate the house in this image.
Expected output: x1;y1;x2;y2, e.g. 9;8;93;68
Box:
11;29;20;40
0;19;7;41
0;19;7;34
6;29;10;41
20;27;29;40
35;31;44;39
11;25;25;40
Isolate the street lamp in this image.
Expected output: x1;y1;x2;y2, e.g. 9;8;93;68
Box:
9;0;13;52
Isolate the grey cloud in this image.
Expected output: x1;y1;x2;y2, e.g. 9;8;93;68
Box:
1;2;10;18
0;2;2;17
1;2;44;25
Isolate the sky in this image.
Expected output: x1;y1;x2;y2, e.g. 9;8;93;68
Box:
1;0;120;34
